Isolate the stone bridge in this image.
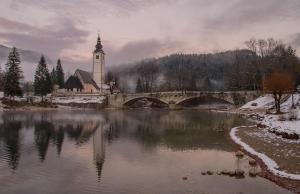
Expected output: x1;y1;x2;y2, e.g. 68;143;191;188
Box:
107;91;260;109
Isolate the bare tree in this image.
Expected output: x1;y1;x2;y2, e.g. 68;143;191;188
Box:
137;60;159;93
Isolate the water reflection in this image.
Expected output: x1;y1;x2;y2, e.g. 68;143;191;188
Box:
0;110;246;174
0;111;101;170
0;115;22;170
0;110;291;194
93;124;105;181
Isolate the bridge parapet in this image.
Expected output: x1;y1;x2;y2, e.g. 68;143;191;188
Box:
107;91;261;109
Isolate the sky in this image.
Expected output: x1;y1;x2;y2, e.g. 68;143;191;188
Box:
0;0;300;72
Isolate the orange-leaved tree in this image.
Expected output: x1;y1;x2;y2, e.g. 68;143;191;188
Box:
263;70;294;113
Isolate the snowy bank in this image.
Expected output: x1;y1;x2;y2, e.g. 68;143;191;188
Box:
240;95;274;110
52;96;106;104
230;126;300;180
241;94;300;136
262;111;300;136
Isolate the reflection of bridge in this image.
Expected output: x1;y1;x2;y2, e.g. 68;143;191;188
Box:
107;91;260;109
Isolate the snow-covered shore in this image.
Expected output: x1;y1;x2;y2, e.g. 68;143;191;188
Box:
52;96;106;104
230;94;300;182
0;93;107;111
230;126;300;180
240;94;300;136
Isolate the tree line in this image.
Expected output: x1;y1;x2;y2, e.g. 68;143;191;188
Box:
1;47;64;101
111;38;300;94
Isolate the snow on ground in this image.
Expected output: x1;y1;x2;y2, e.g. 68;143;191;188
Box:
230;126;300;180
241;94;300;135
232;94;300;180
280;94;300;112
240;95;274;110
52;96;106;104
262;111;300;135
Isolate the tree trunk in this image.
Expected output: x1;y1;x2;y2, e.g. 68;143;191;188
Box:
275;93;282;114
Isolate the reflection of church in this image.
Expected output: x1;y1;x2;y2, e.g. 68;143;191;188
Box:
93;123;106;180
64;35;110;94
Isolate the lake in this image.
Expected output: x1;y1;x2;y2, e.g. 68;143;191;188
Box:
0;110;292;194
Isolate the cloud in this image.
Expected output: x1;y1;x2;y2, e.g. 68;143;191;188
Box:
204;0;300;31
105;39;185;66
288;33;300;55
0;17;89;60
10;0;176;19
1;0;300;74
290;33;300;47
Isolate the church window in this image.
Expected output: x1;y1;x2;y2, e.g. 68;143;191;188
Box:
96;55;99;59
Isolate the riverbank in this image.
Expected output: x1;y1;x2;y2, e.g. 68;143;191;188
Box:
0;95;107;111
229;94;300;193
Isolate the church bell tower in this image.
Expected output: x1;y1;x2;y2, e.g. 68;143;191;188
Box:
93;34;105;91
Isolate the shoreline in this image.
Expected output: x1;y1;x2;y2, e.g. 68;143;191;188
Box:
228;126;300;193
227;106;300;193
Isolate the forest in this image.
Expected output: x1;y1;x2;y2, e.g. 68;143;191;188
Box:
108;38;300;93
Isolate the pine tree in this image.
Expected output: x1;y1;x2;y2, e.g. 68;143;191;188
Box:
0;66;4;91
56;59;64;89
4;47;23;100
50;67;56;89
34;56;52;100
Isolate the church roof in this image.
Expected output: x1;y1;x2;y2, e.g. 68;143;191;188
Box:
75;69;100;90
64;76;83;89
94;35;105;54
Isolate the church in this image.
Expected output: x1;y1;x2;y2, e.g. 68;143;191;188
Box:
64;35;110;94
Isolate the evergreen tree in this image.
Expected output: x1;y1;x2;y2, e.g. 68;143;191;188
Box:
136;78;143;93
50;67;56;89
4;47;23;100
34;56;52;100
55;59;64;89
0;66;4;91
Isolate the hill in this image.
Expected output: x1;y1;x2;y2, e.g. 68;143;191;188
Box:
110;49;257;92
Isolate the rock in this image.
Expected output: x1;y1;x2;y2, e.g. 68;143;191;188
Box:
281;132;289;138
207;171;213;175
249;171;257;177
249;159;257;166
229;171;236;177
221;170;230;175
235;151;244;158
201;171;207;175
235;169;245;176
257;123;267;128
287;133;299;140
235;169;245;179
216;171;222;175
182;176;188;180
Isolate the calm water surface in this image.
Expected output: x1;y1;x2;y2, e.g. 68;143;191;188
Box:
0;110;292;194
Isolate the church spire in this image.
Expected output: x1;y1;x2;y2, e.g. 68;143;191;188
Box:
94;34;104;53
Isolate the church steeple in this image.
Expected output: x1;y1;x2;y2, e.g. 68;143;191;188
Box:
94;34;104;53
93;33;105;92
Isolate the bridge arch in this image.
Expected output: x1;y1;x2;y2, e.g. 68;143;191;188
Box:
123;97;169;108
176;96;233;107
